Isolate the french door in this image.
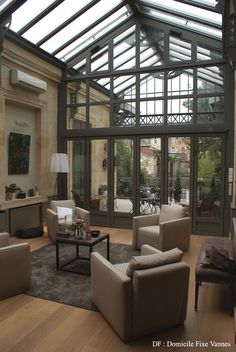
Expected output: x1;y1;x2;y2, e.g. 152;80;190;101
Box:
69;134;228;235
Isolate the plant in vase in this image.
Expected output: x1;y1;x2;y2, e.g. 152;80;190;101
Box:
71;218;85;238
5;183;21;200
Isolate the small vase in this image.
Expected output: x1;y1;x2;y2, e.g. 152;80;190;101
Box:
79;226;84;239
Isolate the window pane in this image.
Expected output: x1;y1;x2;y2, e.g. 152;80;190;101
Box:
113;26;136;70
114;139;133;213
0;0;15;13
197;45;222;61
140;73;164;98
197;96;224;123
197;137;222;219
140;24;164;67
89;80;110;103
113;102;136;127
89;104;110;128
168;136;191;206
139;138;161;214
140;100;163;115
67;139;86;207
169;36;192;63
21;0;121;46
197;67;223;94
10;0;56;32
167;98;193;124
113;76;136;99
139;5;222;39
90;140;108;211
55;7;129;61
67;106;86;129
167;70;193;96
91;46;109;72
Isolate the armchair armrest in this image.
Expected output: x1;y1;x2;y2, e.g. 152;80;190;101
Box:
159;217;191;251
75;207;90;228
91;252;132;341
46;208;59;243
141;244;162;256
133;214;159;249
0;243;31;299
0;232;10;248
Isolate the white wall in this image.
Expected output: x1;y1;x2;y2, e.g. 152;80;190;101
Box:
5;102;38;195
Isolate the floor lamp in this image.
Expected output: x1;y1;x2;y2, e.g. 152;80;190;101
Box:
50;153;69;198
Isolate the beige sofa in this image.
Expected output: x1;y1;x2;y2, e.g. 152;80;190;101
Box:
133;204;191;251
46;199;90;243
0;232;31;300
91;244;190;342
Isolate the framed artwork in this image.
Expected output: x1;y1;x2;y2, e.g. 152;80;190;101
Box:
8;132;31;174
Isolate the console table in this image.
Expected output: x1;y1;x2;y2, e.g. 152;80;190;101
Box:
0;196;47;236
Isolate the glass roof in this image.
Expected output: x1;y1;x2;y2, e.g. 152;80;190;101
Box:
0;0;224;71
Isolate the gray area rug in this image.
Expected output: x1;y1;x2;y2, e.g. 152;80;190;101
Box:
25;242;139;311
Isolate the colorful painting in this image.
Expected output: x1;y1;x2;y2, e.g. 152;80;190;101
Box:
8;133;31;174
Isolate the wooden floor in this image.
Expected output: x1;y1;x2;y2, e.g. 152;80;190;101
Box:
0;228;235;351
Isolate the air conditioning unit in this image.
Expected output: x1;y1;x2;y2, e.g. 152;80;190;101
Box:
10;69;47;93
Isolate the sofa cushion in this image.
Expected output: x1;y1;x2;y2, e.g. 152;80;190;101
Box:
126;247;183;277
50;200;75;213
159;204;185;223
57;207;73;220
138;225;160;237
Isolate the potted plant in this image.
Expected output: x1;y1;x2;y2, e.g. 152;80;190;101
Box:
5;183;21;200
174;174;182;203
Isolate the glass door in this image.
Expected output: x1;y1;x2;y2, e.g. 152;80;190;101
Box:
138;137;162;215
167;137;191;211
193;136;224;235
90;139;108;226
112;138;134;227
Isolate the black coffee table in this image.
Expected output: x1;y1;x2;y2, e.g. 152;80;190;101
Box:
56;233;110;275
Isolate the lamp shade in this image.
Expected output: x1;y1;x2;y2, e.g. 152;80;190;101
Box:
50;153;69;173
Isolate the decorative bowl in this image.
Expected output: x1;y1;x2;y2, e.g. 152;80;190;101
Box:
91;230;100;237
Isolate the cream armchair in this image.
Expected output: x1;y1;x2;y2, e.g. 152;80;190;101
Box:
91;244;190;342
46;200;90;243
0;232;31;300
133;204;191;251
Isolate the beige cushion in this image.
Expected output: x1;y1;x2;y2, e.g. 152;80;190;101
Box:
57;207;73;219
126;247;183;277
138;225;160;237
159;204;185;223
50;200;75;213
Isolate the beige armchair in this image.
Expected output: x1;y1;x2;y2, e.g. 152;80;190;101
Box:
0;232;31;300
133;204;191;251
46;200;90;243
91;244;190;342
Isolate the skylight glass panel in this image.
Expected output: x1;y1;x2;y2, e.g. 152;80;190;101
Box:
56;7;130;62
0;0;14;14
95;78;110;89
33;0;122;51
197;45;222;60
140;6;222;39
73;58;86;73
140;0;222;26
169;37;192;62
91;46;109;72
10;0;56;32
113;76;136;96
113;28;136;70
17;0;93;43
188;0;219;8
